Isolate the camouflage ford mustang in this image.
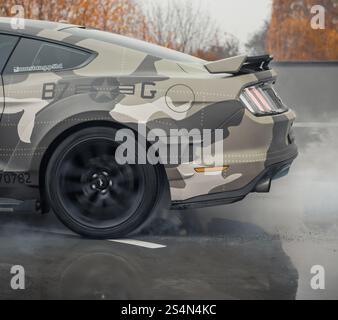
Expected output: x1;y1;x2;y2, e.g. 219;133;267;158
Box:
0;18;297;238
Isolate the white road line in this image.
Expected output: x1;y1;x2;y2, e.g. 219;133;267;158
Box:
109;239;167;249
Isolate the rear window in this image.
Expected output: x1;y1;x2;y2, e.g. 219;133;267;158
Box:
4;37;92;74
0;34;19;73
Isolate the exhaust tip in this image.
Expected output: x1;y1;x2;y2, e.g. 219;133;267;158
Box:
254;177;272;193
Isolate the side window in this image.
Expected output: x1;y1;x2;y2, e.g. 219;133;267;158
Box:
0;34;19;73
4;37;92;74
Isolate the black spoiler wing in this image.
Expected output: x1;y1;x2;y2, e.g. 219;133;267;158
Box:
204;54;274;75
241;55;274;73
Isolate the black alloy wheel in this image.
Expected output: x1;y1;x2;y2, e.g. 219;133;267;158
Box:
45;126;164;239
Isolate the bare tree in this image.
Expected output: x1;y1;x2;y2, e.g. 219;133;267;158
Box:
219;32;240;58
194;32;240;61
144;0;219;54
1;0;241;60
245;20;269;56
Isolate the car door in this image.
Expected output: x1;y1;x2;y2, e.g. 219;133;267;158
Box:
0;34;19;172
0;34;19;120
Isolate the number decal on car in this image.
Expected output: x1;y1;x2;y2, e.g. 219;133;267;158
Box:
0;172;32;184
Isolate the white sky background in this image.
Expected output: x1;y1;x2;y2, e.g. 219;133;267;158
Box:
209;0;272;43
139;0;273;46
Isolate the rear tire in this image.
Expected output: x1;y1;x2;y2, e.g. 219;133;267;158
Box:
45;126;164;239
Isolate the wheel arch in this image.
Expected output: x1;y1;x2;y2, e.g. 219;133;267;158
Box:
37;120;170;213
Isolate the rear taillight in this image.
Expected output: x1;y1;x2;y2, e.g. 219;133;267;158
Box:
240;84;288;116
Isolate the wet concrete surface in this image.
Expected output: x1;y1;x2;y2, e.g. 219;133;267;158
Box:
0;125;337;300
1;124;338;300
0;212;298;300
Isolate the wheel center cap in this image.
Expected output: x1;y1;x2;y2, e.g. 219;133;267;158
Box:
92;172;109;190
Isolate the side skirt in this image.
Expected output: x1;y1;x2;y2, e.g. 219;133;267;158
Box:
0;198;40;213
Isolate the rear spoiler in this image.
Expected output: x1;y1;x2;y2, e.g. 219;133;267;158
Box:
204;54;273;75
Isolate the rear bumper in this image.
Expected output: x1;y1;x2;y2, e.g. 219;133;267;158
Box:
171;152;297;210
168;108;297;203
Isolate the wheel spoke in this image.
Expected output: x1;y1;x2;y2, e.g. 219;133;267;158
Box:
88;191;100;204
64;182;83;195
109;189;131;209
73;152;86;168
62;160;83;176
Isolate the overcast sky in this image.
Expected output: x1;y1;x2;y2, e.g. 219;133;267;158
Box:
208;0;272;43
140;0;273;45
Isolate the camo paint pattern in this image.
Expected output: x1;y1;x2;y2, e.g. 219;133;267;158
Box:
0;18;297;203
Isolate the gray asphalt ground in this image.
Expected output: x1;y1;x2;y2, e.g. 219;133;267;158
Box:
0;214;298;300
0;63;337;300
